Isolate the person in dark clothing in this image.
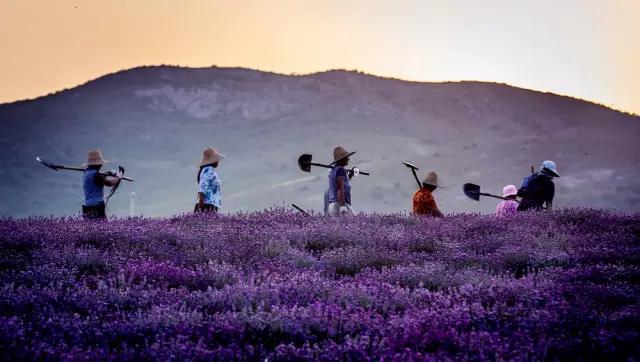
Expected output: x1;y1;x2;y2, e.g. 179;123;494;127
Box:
82;149;123;220
517;160;559;212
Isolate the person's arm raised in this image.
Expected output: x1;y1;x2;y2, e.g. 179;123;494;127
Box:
103;169;123;187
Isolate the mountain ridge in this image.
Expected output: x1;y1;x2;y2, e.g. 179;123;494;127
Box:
1;65;634;117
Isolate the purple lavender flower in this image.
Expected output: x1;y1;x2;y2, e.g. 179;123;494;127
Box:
0;208;638;360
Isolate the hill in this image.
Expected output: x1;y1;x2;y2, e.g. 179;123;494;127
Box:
1;66;639;217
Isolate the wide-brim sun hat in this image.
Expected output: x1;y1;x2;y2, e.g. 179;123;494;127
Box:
422;170;440;188
541;160;560;177
331;146;356;165
200;147;225;166
82;149;109;167
502;184;518;198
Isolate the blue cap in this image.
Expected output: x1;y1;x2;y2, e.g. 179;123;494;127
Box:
540;160;559;177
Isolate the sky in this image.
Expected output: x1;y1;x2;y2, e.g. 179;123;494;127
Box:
1;0;639;114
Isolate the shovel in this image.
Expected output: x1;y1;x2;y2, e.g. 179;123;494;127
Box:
36;157;134;182
402;161;423;189
297;154;370;176
463;183;518;202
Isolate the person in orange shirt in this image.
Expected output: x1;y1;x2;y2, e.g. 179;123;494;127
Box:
412;171;443;217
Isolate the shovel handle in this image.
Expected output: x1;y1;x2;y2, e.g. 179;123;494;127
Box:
112;175;134;182
56;166;86;172
38;161;134;182
308;162;332;169
410;168;422;189
478;192;520;203
291;203;310;216
303;162;370;176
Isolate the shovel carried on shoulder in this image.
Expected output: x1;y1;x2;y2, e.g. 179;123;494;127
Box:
463;183;519;203
36;157;134;182
297;154;370;176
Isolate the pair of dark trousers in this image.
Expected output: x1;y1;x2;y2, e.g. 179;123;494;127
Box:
82;203;107;220
194;204;218;213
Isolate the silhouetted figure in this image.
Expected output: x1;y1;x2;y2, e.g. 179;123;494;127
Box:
517;160;559;211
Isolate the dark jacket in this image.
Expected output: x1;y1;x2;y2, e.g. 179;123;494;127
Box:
517;172;555;211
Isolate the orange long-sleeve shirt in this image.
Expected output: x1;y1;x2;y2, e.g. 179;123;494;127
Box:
412;189;443;217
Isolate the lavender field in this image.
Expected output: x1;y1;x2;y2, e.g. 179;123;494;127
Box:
1;209;639;360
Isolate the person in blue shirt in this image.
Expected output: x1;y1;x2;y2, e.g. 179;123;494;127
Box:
195;147;223;213
327;146;356;217
82;149;123;220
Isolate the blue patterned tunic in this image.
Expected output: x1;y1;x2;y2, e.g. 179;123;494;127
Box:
197;166;221;208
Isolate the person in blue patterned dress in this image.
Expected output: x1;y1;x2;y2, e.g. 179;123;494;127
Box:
195;147;223;213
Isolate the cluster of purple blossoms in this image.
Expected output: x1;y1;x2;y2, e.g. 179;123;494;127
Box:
0;208;639;360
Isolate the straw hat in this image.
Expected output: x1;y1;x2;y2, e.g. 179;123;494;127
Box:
200;147;224;166
82;149;109;167
502;184;518;198
422;171;439;187
331;146;356;164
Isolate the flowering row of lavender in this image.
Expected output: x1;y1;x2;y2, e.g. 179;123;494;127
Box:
1;209;639;360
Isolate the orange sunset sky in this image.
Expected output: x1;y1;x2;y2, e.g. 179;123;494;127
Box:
1;0;639;114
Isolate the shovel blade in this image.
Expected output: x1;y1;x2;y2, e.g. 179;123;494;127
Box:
463;183;481;201
298;154;312;172
402;161;419;170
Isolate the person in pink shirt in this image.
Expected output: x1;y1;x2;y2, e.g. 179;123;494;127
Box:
496;185;519;217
